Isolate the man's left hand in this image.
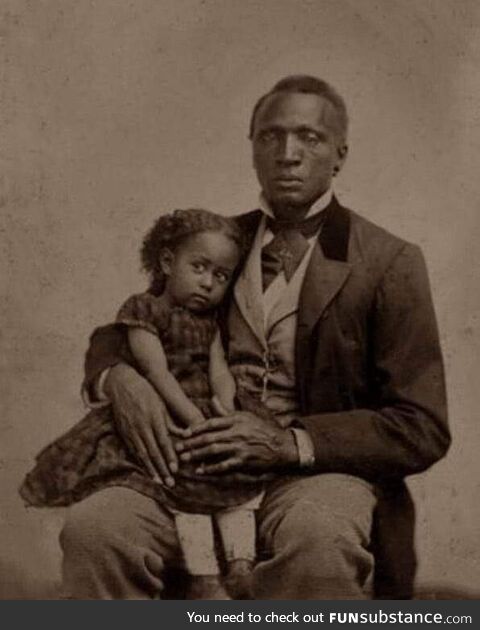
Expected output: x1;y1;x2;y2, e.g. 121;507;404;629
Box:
175;412;298;474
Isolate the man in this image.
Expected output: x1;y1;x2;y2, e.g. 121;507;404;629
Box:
62;76;449;599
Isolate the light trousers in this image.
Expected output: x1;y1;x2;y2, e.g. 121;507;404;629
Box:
60;473;376;600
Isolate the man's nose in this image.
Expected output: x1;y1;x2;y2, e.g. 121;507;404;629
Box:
276;133;302;164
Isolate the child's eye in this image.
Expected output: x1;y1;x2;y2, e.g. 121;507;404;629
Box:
191;262;205;272
215;271;229;283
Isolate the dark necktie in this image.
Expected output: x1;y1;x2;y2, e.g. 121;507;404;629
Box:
261;209;327;291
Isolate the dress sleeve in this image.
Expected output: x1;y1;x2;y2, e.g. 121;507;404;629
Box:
116;293;169;337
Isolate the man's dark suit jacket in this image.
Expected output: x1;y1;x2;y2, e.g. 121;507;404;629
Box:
83;198;450;598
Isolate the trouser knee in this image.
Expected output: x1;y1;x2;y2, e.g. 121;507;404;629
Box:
255;475;376;598
60;502;117;559
275;501;370;564
60;489;177;599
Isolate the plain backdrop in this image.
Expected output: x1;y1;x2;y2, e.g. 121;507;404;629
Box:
1;0;479;598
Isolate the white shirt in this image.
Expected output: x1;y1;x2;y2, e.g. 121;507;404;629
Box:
258;188;333;323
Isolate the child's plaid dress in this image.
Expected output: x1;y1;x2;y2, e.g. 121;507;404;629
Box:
20;293;265;513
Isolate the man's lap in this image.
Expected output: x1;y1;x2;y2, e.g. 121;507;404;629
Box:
60;487;180;598
255;474;377;598
60;473;377;599
258;473;376;542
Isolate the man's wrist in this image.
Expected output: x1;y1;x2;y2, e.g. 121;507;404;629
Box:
81;363;133;408
82;367;112;408
289;428;316;469
104;363;138;399
279;428;299;466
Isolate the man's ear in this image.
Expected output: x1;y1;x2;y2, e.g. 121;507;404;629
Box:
159;248;174;275
337;143;348;163
334;143;348;175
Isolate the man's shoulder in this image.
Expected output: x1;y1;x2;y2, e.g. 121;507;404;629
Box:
345;204;419;264
347;206;407;245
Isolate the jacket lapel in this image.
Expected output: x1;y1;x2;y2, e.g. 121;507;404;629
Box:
297;244;352;332
295;200;353;406
233;211;267;348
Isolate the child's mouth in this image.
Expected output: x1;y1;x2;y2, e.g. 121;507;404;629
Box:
190;294;210;307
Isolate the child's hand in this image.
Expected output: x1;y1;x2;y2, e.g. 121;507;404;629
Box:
166;417;192;439
174;408;205;431
211;394;234;417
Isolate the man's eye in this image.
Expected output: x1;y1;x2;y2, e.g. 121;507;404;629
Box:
258;130;278;144
299;130;322;145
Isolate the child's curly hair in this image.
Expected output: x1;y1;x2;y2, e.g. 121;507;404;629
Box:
141;208;246;295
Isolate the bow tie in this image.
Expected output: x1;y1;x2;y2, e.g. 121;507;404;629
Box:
261;209;327;291
265;207;327;238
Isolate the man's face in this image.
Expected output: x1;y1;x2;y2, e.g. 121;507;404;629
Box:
252;92;347;219
161;231;240;312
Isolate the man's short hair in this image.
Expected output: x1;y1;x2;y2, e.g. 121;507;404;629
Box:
249;75;348;144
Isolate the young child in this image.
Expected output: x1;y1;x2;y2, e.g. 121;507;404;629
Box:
21;209;274;600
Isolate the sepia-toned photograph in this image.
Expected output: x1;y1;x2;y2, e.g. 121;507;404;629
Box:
1;0;479;600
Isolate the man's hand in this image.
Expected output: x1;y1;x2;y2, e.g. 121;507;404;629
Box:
175;412;298;475
105;364;191;486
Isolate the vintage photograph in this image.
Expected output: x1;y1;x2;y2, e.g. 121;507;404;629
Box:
1;0;479;599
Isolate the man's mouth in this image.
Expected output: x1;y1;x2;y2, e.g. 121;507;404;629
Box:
275;175;302;182
274;176;303;187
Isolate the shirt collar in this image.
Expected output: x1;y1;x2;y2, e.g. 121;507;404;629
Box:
259;187;333;220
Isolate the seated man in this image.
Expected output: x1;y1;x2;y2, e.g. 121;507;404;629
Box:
61;75;450;599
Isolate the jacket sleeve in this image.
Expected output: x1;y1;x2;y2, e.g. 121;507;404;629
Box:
82;323;134;402
301;243;450;481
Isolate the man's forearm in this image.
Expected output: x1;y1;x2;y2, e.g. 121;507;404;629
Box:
300;403;449;481
299;243;450;482
104;363;140;400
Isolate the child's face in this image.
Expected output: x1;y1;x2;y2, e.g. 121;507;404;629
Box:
160;231;241;312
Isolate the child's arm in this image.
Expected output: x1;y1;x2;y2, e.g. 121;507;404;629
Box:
128;327;205;427
209;331;236;415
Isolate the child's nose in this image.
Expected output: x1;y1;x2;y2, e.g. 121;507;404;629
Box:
200;272;213;290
